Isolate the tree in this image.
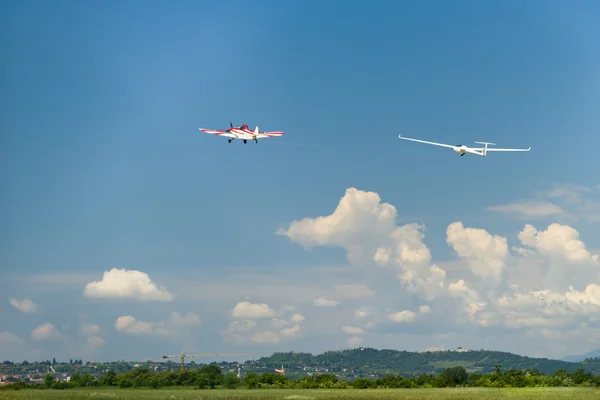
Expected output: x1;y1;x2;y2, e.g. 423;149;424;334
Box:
441;366;468;385
44;374;55;388
100;370;117;386
197;374;209;389
223;372;239;389
244;372;260;389
199;364;223;387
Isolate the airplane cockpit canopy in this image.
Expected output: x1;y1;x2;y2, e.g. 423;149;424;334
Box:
241;124;249;129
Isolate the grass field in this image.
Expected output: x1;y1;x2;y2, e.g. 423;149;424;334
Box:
1;388;599;400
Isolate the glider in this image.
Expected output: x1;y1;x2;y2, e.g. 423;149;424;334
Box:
199;122;283;144
398;134;531;157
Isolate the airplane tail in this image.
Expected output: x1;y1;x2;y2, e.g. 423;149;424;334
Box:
253;126;259;136
475;141;496;157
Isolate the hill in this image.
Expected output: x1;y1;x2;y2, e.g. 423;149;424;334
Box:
250;347;600;378
563;349;600;362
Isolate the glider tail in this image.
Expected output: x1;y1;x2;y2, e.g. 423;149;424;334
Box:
475;141;496;157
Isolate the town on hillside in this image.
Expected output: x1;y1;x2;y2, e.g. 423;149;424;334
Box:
2;347;600;386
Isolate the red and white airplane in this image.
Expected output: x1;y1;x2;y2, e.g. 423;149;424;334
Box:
199;122;284;144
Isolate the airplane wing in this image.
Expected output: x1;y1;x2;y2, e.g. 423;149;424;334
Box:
481;147;531;152
398;134;456;149
255;131;284;139
198;128;235;138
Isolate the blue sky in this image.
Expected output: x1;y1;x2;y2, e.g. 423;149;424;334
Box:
1;0;600;363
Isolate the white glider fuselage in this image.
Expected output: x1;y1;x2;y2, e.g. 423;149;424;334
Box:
453;145;483;156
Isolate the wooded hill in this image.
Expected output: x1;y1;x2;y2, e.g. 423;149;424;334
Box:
250;348;600;377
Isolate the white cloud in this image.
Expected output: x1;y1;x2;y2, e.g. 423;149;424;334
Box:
277;187;400;265
518;223;599;263
7;183;600;360
114;312;201;337
446;222;508;280
31;323;60;341
419;305;432;314
84;268;173;302
10;297;39;313
223;302;305;344
487;184;600;222
313;297;340;307
486;201;564;217
546;184;591;204
232;301;276;318
278;186;600;356
386;310;417;323
342;325;365;335
277;187;444;301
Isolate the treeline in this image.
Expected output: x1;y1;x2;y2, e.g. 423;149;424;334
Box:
255;348;600;376
2;364;600;391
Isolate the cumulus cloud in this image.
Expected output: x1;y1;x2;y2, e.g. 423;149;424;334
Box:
419;305;432;314
223;301;305;344
84;268;173;301
232;301;276;318
446;221;508;280
115;312;200;337
278;186;600;355
278;187;445;301
7;183;599;360
313;297;340;307
386;310;417;323
342;325;365;335
517;223;598;263
31;323;60;341
9;297;39;313
277;187;399;264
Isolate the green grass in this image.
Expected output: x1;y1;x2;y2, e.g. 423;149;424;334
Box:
1;388;599;400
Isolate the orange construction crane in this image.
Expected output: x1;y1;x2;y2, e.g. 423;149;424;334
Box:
162;352;249;371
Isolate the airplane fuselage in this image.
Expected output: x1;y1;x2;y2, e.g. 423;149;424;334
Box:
229;128;255;140
199;123;283;144
453;145;483;157
227;127;259;143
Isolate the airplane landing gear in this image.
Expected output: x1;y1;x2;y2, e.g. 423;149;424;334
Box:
254;139;258;143
243;140;247;144
461;153;465;156
228;139;233;143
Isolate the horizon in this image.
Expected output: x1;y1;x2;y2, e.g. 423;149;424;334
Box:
2;1;600;364
1;345;597;365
